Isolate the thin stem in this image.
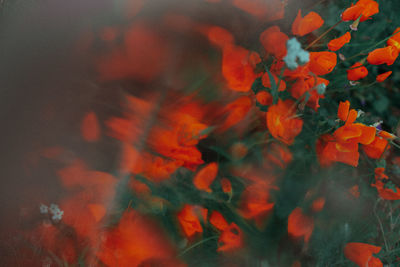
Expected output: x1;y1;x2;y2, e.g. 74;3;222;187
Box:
179;236;219;256
306;20;342;50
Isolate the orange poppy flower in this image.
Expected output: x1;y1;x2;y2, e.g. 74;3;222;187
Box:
266;99;303;145
193;162;219;192
81;111;100;142
222;45;261;92
220;96;253;130
318;101;376;167
344;242;382;267
288;208;314;243
347;62;368;81
255;91;273;106
372;168;400;200
309;51;337;76
289;75;329;111
337;100;350;121
328;32;351;51
209;211;229;231
220;178;232;194
177;204;207;237
262;72;286;91
367;46;399;65
363;135;389;159
218;223;243;251
292;10;324;37
260;26;288;59
387;27;400;51
240;182;275;221
376;71;392;82
267;99;303;145
341;0;379;22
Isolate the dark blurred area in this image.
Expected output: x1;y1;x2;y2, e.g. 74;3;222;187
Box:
0;0;320;265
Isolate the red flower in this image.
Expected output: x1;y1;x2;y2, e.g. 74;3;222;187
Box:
218;223;243;252
262;71;286;91
387;27;400;52
372;168;400;200
344;242;382;267
292;10;324;36
255;91;273;106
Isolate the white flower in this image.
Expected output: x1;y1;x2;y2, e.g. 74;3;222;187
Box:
49;204;60;214
39;204;48;214
283;38;310;70
51;209;64;221
316;83;326;95
357;110;364;118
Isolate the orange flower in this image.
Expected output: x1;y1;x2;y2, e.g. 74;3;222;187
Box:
347;62;368;81
262;72;286;91
81;111;100;142
363;135;389;159
309;51;337;76
288;208;314;243
328;32;351;51
255;91;273;106
265;142;293;168
372;168;400;200
289;75;329;111
292;10;324;36
318;101;376;167
177;204;207;237
222;45;261;92
260;26;288;59
97;210;179;267
204;26;234;48
387;27;400;52
209;211;229;231
376;71;392;82
220;178;232;193
341;0;379;22
344;242;382;267
218;223;243;252
367;46;399;65
220;96;252;130
240;182;275;221
337;100;350;121
193;162;219;192
266;99;303;145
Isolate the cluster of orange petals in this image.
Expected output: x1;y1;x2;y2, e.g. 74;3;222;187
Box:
344;242;382;267
317;101;376;167
372;167;400;200
341;0;379;22
177;205;243;251
266;99;304;145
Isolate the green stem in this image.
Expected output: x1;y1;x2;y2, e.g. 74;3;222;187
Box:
306;20;342;50
179;236;219;256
